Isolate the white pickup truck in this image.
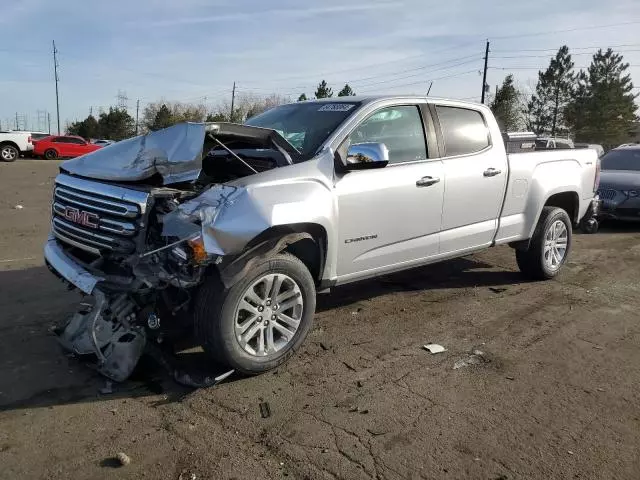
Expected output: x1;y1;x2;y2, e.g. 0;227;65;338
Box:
0;131;34;161
45;96;600;381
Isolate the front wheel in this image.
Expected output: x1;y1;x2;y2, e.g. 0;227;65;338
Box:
194;253;316;374
516;207;572;280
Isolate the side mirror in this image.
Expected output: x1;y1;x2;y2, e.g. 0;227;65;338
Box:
344;142;389;170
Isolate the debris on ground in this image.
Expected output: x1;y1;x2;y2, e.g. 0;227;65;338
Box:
453;349;489;369
259;401;271;418
115;452;131;466
13;204;23;210
178;471;197;480
505;376;515;381
356;380;363;388
342;361;357;372
173;368;234;388
423;344;447;354
99;380;114;395
489;287;508;293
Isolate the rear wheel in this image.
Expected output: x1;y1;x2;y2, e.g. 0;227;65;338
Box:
44;149;58;160
516;207;572;280
0;144;19;162
194;253;316;374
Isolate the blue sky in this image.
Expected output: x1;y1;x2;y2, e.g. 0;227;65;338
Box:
1;0;639;132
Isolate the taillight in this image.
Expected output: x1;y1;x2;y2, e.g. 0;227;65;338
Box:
594;157;601;193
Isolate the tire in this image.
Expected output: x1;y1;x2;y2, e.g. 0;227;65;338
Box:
44;149;58;160
516;206;572;280
194;252;316;374
0;144;19;162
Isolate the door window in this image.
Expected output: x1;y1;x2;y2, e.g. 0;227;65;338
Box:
67;137;86;145
347;106;427;164
435;106;490;157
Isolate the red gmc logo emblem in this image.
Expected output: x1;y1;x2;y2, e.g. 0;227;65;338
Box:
63;206;99;229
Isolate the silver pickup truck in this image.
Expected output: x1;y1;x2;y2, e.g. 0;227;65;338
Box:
45;96;600;381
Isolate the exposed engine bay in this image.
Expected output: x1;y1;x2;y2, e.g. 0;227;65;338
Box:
51;122;302;383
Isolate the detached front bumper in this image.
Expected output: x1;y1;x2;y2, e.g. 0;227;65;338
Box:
44;235;104;294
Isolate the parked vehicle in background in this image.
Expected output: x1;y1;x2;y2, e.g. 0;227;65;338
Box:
535;137;574;150
92;139;115;147
44;96;599;382
0;131;33;162
575;143;604;158
33;135;102;159
597;145;640;222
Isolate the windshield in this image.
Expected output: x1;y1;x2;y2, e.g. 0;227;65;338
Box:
601;149;640;171
245;101;361;156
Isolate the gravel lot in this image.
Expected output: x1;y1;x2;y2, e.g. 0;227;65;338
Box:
1;160;639;480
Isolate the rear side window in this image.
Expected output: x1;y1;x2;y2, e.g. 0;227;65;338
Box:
68;137;85;144
435;106;490;157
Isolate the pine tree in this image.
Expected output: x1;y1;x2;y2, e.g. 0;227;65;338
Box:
148;104;173;131
526;46;575;136
337;84;355;97
490;75;521;131
566;49;638;149
97;107;135;141
297;93;308;102
314;80;333;99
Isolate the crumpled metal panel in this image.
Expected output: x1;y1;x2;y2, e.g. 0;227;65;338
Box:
61;123;207;184
161;154;337;259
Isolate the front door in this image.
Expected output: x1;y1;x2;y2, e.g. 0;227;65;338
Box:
434;104;508;254
334;105;444;282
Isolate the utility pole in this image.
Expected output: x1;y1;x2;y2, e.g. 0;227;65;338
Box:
15;112;19;130
480;40;490;104
135;99;140;135
89;106;93;117
230;82;236;122
53;40;61;135
47;113;51;134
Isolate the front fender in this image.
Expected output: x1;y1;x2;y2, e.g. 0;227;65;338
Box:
162;177;338;279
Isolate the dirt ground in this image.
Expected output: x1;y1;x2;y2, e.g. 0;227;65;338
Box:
1;160;639;480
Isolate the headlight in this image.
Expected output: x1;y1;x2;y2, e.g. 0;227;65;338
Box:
622;190;639;197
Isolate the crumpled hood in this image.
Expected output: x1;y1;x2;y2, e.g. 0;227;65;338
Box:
61;123;208;184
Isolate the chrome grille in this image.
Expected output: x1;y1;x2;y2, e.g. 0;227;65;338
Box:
598;189;617;200
51;174;150;255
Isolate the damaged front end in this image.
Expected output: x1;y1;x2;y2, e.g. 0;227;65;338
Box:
48;122;300;382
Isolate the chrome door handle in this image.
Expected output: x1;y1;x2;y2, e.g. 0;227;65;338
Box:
483;168;502;177
416;176;440;187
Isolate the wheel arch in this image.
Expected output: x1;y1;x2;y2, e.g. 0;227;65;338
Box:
511;191;579;251
217;223;328;289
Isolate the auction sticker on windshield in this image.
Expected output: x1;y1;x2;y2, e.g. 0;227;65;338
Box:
318;104;356;112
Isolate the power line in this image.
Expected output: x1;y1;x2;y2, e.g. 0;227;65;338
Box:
489;64;640;70
490;20;640;40
238;39;483;86
492;43;640;53
356;69;479;94
493;49;640;59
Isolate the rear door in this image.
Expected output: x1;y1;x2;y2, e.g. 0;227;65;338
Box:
432;104;508;254
334;104;445;281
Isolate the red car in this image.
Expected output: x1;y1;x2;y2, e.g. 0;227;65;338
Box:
33;135;102;159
